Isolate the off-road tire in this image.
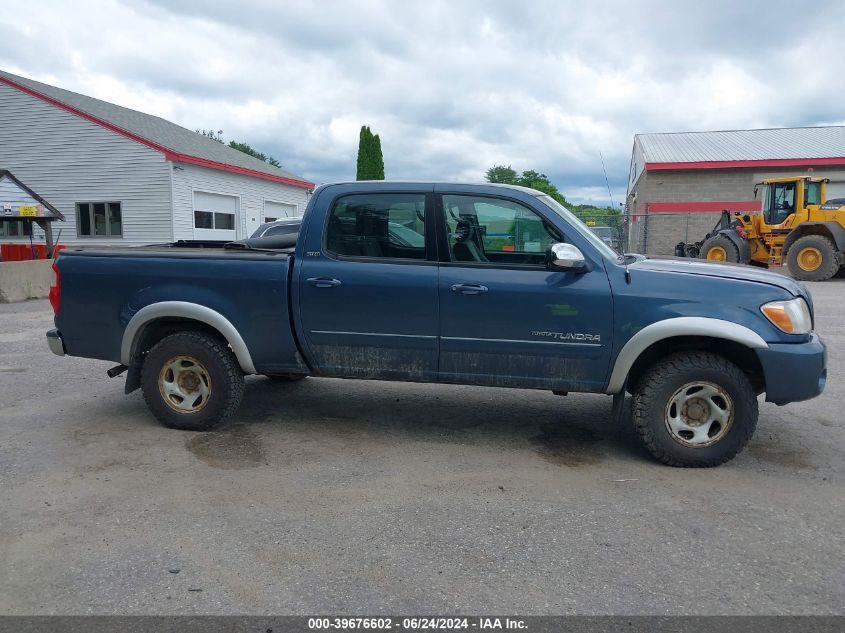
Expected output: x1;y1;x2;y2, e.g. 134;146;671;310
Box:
786;234;840;282
141;331;244;431
265;374;308;382
700;234;741;263
631;352;758;467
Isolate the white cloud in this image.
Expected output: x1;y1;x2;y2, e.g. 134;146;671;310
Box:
2;0;844;205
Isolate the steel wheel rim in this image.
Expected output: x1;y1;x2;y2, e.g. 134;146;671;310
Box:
797;247;822;271
707;246;727;261
664;381;734;448
158;355;212;413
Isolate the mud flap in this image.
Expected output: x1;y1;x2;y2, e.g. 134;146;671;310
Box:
124;359;142;394
611;379;628;424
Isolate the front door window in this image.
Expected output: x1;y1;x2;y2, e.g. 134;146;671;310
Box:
767;182;796;224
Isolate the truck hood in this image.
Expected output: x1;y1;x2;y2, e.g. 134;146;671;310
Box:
629;256;808;297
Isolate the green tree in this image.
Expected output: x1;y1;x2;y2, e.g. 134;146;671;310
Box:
196;129;224;143
356;125;385;180
485;165;518;184
485;163;623;234
195;129;282;167
228;141;281;167
485;165;567;205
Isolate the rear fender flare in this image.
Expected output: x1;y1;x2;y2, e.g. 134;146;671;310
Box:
605;317;768;394
120;301;256;374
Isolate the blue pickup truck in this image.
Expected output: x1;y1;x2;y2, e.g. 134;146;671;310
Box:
46;182;827;467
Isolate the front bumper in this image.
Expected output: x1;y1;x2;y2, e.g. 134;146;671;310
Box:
756;333;827;405
46;328;66;356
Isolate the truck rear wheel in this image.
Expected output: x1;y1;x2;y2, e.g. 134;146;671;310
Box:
631;352;758;467
141;331;244;431
700;234;741;263
786;234;840;281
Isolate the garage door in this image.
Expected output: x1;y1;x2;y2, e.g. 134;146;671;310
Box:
264;201;297;222
194;191;238;241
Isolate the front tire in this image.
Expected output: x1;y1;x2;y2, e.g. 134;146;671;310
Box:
700;234;741;263
786;234;839;281
631;352;758;467
141;331;245;431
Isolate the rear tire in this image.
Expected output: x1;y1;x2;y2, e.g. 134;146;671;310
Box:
786;234;840;281
700;234;741;263
141;331;244;431
631;352;758;467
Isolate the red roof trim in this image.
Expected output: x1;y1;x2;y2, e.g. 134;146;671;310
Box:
164;152;315;189
0;75;315;191
646;157;845;171
648;200;761;213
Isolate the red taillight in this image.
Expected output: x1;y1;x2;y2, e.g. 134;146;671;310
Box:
49;261;60;315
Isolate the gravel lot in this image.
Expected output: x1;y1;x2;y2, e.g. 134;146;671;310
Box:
1;280;843;615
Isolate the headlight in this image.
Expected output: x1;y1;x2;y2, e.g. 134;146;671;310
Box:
760;298;812;334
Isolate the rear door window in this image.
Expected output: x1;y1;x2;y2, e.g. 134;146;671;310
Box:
326;193;427;260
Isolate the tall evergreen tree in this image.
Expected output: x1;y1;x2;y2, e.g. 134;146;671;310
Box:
356;125;385;180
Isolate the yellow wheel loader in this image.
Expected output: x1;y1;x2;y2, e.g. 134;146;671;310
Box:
680;177;845;281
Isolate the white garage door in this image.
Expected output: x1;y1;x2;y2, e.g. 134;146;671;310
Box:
194;191;238;241
264;201;297;222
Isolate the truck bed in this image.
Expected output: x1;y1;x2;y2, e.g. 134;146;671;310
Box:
55;243;307;376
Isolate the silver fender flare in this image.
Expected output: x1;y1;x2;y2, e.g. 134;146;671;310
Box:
120;301;256;374
605;317;768;394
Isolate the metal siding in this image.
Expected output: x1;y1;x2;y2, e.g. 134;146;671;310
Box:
0;70;311;185
171;162;310;240
636;127;845;163
0;83;172;245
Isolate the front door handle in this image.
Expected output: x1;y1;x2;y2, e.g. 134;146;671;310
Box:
451;283;489;295
307;277;342;288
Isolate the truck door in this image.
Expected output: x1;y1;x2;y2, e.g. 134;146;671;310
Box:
296;189;439;380
436;192;613;391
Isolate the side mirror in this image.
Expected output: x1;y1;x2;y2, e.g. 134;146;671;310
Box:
547;243;586;272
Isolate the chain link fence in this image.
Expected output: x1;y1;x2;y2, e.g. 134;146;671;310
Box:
623;212;724;256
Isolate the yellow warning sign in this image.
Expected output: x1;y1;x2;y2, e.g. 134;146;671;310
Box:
19;205;37;217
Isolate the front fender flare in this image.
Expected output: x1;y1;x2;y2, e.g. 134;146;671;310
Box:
605;317;768;394
120;301;257;374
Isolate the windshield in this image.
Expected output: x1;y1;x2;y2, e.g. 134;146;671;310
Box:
537;195;620;260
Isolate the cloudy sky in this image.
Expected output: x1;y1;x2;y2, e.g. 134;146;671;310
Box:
3;0;845;206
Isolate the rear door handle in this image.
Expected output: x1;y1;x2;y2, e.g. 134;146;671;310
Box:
307;277;342;288
451;283;488;295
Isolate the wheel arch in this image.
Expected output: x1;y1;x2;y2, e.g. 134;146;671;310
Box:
121;301;256;374
606;317;767;395
783;222;845;255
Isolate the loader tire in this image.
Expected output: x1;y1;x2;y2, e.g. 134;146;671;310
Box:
786;234;840;281
700;234;741;263
141;331;245;431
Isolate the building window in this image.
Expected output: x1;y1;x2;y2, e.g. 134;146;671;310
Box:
0;221;33;238
194;210;235;230
76;202;122;237
193;191;238;236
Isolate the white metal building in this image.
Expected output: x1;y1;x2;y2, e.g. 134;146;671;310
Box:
0;70;314;245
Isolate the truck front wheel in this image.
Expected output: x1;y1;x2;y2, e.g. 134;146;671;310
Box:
631;352;758;467
141;331;245;431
